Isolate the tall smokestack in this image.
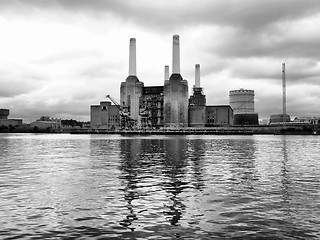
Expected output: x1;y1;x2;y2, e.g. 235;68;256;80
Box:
172;35;180;74
195;64;200;88
129;38;136;76
164;65;169;81
282;63;286;116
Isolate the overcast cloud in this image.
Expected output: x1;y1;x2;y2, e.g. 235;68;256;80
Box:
1;0;320;122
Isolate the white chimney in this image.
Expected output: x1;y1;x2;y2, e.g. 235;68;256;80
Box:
164;65;169;81
129;38;136;76
195;64;200;88
172;35;180;74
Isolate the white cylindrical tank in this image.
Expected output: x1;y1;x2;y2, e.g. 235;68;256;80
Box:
229;89;255;114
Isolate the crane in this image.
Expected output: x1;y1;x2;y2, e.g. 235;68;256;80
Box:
105;95;136;129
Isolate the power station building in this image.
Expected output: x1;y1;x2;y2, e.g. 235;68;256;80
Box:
90;35;247;129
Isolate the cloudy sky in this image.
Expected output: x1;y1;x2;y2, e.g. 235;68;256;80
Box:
1;0;320;122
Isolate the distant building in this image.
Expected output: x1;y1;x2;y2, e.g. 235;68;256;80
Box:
0;108;23;128
30;116;61;131
0;109;9;119
292;117;319;125
259;119;269;125
269;114;291;124
205;105;234;126
90;36;260;129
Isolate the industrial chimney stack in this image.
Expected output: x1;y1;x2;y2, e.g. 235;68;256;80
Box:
195;64;200;88
172;35;180;74
164;65;169;83
129;38;137;76
164;35;188;127
120;37;143;125
282;63;286;117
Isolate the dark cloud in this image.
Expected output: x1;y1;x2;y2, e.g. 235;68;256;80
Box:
210;28;320;60
1;0;320;31
0;78;36;98
225;58;320;83
1;0;320;120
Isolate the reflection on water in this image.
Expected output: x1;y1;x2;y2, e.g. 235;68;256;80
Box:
0;134;320;239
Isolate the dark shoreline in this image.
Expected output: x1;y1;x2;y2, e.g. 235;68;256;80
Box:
70;125;319;135
1;124;319;135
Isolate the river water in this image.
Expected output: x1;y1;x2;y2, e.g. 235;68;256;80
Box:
0;133;319;239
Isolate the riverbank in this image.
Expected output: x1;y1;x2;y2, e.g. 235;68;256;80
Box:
71;128;253;135
70;124;319;135
2;123;318;135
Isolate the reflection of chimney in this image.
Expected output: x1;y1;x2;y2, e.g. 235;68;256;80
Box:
129;38;136;76
195;64;200;88
172;35;180;74
164;65;169;82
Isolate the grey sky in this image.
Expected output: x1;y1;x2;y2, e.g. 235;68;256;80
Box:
1;0;320;122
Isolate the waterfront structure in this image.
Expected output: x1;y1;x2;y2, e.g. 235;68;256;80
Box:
120;38;144;125
292;117;320;125
163;35;189;128
30;116;61;131
229;89;255;113
269;114;291;125
270;63;291;125
139;86;164;128
90;35;238;129
229;89;259;125
0;109;23;128
189;64;206;127
90;101;120;129
206;105;234;126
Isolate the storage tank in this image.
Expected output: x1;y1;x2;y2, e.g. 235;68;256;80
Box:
229;89;259;125
229;89;255;114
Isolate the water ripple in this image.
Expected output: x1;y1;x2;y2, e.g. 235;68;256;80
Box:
0;134;320;239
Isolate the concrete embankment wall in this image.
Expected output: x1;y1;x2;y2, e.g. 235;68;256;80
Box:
71;124;319;135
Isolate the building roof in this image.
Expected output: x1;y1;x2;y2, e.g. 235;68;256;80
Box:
143;86;164;94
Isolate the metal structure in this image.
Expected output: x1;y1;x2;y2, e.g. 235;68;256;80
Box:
106;95;136;129
139;87;164;128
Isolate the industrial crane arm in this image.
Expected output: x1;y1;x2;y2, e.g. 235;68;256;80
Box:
105;95;122;110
